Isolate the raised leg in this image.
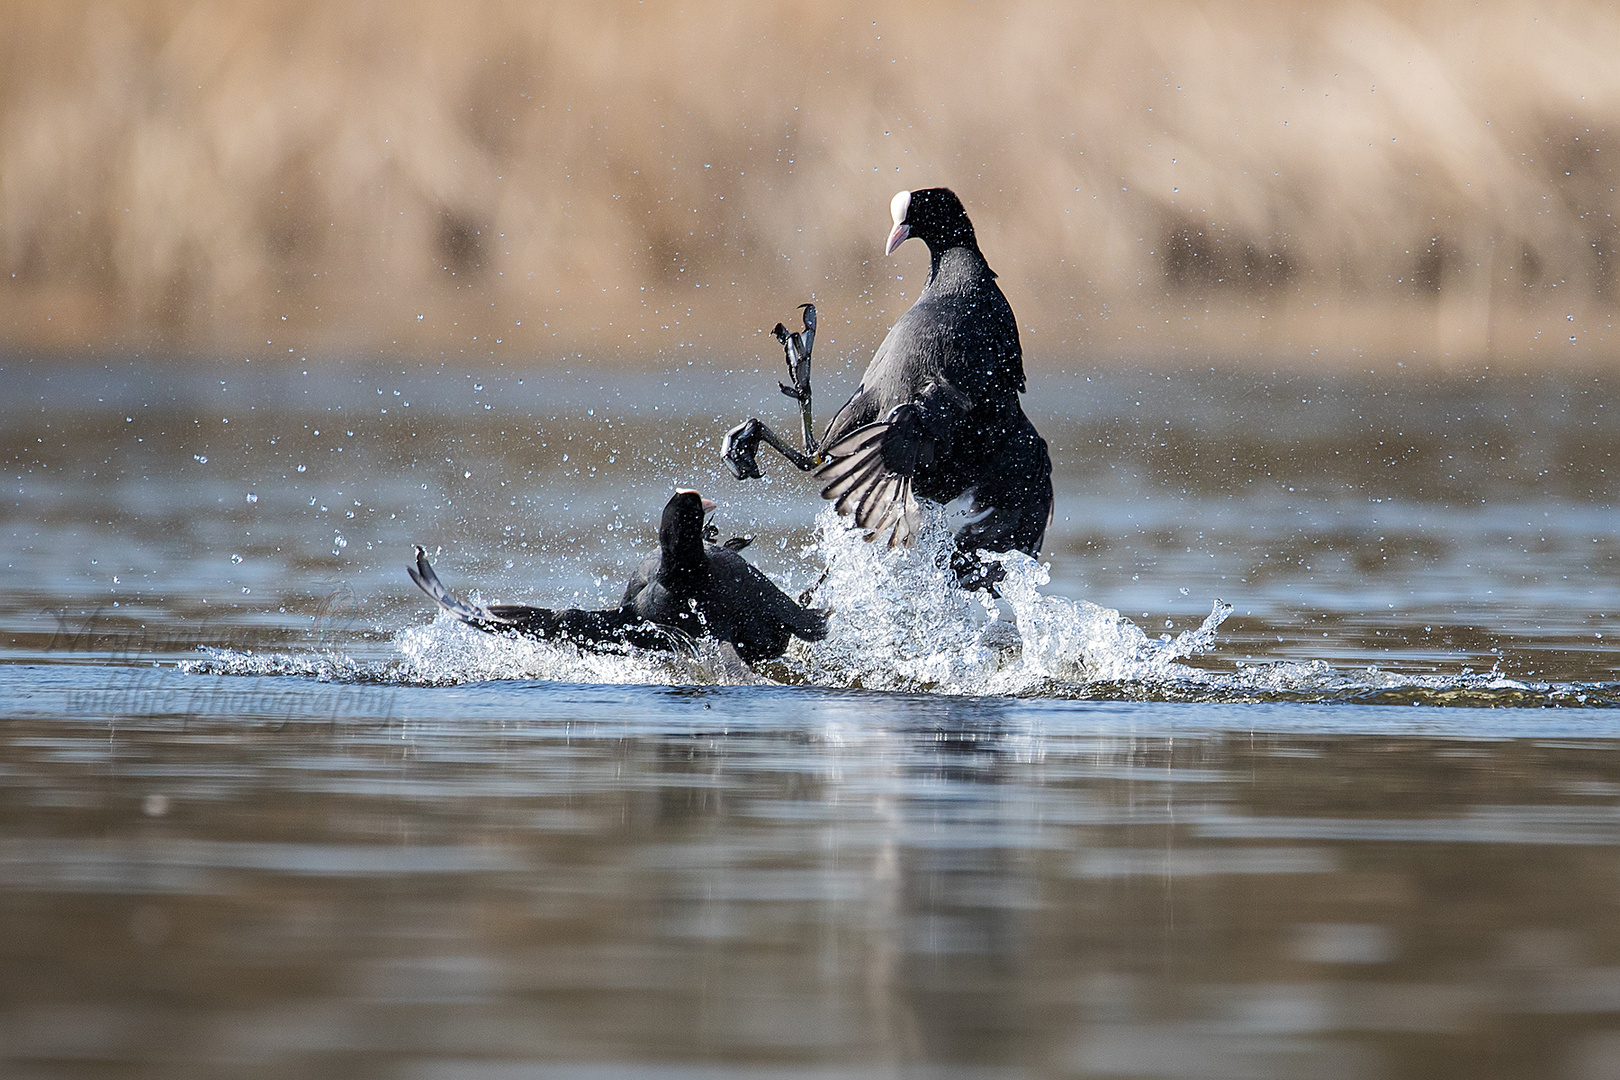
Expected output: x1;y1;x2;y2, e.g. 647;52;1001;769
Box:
773;303;816;452
723;303;822;481
722;417;817;480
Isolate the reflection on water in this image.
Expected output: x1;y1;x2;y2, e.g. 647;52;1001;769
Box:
7;668;1620;1077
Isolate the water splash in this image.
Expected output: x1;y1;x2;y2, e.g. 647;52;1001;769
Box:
182;647;386;683
393;614;771;686
774;505;1001;692
185;616;770;688
989;546;1231;685
183;503;1619;707
768;505;1232;695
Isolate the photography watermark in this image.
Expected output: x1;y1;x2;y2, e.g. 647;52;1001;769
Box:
42;583;365;659
41;605;231;660
311;580;360;651
43;583;399;730
65;668;398;730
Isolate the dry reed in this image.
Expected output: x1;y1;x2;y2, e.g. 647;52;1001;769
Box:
2;0;1619;367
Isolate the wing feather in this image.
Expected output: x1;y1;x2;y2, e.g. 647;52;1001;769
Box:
820;446;885;505
812;416;931;547
408;547;516;626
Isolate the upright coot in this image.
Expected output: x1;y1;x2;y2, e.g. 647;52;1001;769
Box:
409;490;828;664
723;188;1052;578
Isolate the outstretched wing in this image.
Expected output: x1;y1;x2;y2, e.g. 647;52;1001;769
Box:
812;374;973;547
408;547;694;654
407;546;515;629
813;411;924;548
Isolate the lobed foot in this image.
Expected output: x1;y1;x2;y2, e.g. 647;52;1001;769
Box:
722;419;765;480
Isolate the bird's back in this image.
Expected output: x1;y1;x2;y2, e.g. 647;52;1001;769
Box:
628;545;825;662
825;248;1023;447
700;547;827;637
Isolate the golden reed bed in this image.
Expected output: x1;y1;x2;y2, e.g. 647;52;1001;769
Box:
2;0;1618;367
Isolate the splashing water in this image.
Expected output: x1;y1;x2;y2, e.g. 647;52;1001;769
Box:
186;617;768;688
181;503;1619;707
393;615;769;687
189;503;1234;694
771;505;1231;695
775;505;1001;692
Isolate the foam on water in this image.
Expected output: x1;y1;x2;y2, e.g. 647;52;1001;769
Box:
769;505;1232;695
185;618;770;687
181;504;1619;707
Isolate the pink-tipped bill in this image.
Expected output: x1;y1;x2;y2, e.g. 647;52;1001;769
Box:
676;488;718;514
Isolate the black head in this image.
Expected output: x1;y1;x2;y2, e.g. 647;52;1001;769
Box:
885;187;978;255
659;489;714;572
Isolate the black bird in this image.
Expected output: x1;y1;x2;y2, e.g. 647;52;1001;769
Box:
409;490;829;664
723;188;1052;579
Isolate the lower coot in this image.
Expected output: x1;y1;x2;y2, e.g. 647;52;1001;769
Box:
409;490;828;664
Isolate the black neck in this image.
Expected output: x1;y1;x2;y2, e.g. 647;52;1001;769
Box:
927;243;994;293
657;533;707;587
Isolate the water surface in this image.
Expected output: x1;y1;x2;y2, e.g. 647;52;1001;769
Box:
3;355;1619;1077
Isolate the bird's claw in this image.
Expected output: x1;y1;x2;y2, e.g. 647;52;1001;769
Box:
951;550;1007;595
722;420;765;480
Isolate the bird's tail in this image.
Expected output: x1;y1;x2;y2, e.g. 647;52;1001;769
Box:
793;605;832;642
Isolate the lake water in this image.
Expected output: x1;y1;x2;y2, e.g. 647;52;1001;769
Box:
3;354;1620;1078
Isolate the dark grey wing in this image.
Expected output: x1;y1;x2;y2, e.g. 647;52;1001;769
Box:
818;383;883;452
704;548;830;648
955;410;1053;557
812;372;974;547
811;296;987;547
408;546;517;629
972;277;1025;396
620;553;658;607
813;411;923;548
409;546;692;653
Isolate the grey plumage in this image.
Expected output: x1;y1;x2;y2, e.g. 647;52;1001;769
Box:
810;188;1052;562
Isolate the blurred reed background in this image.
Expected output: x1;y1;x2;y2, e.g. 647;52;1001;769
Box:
2;0;1618;368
